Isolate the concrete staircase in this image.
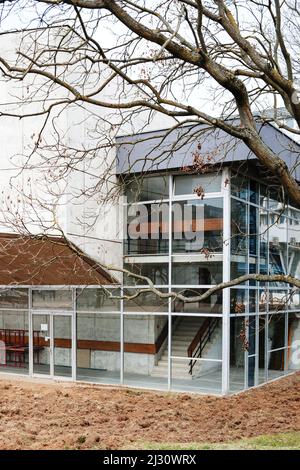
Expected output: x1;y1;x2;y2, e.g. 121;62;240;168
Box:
151;317;205;380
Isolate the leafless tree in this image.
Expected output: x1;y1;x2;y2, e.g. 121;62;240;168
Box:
0;0;299;306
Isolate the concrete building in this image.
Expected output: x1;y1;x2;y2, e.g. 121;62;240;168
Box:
0;122;300;395
0;30;299;395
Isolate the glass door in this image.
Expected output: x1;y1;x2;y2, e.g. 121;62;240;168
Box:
53;314;72;378
31;312;74;379
32;314;51;376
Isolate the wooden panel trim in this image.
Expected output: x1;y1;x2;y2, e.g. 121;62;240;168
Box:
129;217;223;235
0;329;158;355
78;339;156;354
49;338;156;355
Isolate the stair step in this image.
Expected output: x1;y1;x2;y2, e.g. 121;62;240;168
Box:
151;371;192;380
172;339;198;344
154;363;189;370
181;325;203;328
152;364;191;371
172;336;195;340
178;320;204;324
172;338;192;342
174;328;199;333
151;317;221;380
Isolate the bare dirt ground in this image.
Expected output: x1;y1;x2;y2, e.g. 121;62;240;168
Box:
0;373;299;450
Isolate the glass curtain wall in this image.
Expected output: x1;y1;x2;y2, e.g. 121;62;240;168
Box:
230;174;300;392
76;287;121;384
123;173;224;393
0;170;299;396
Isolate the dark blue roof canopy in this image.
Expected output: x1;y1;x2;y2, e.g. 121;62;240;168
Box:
116;122;300;181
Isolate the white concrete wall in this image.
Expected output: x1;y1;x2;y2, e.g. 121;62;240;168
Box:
0;28;173;277
0;29;123;273
76;313;167;373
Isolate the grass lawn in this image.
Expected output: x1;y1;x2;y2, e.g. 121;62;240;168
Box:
132;432;300;450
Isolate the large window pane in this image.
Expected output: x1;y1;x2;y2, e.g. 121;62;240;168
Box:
230;317;246;392
171;316;222;358
172;288;222;314
124;289;168;312
249;179;259;205
123;262;168;285
32;314;50;376
268;349;285;379
125;202;169;255
76;312;120;385
231;199;248;281
258;315;266;384
268;289;288;312
268;214;287;277
268;312;286;351
53;315;72;378
0;289;28;309
267;312;287;380
174;174;222;196
76;288;120;312
124;314;168;390
230;289;248;315
249;205;259;284
258;289;268;313
249;289;257;313
259;183;268;208
172;260;223;285
0;311;29;374
171;357;222;394
231;174;248;200
32;290;72;310
268;186;287;212
124;175;169;202
247;316;256;387
259;208;268;276
171;315;222;393
172;198;223;254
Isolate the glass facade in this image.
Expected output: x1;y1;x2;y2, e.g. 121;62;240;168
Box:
0;168;299;395
229;173;300;392
122;172;225;393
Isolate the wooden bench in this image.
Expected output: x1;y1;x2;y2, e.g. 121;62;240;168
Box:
0;329;43;367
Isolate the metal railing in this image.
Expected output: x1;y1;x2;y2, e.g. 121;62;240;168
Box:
187;318;219;375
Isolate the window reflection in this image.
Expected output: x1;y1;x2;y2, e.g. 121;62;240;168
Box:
172;288;222;313
123;263;168;285
124;175;169;202
174;174;222;195
32;290;72;310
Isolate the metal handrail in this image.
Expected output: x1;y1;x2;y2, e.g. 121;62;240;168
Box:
187;318;219;375
155;316;177;353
